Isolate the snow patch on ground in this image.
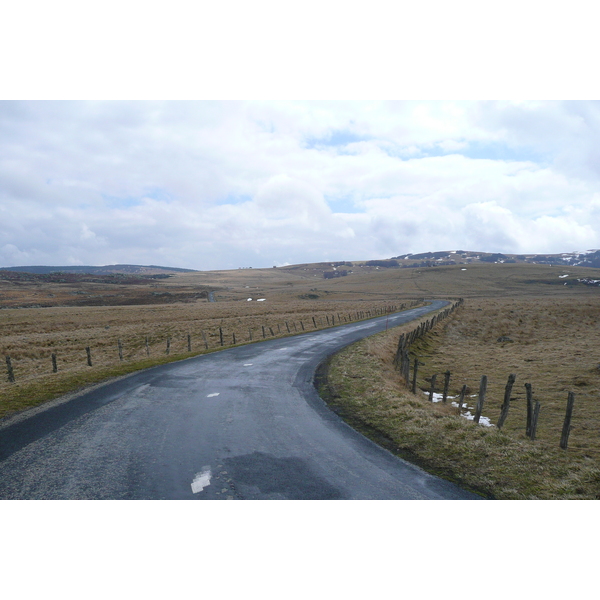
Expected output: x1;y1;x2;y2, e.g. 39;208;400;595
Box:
423;391;493;427
428;392;452;403
461;411;493;427
578;278;600;286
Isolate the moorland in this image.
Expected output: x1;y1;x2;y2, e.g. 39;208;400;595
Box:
1;255;600;497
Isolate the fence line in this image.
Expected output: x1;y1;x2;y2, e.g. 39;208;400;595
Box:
3;299;426;388
393;298;578;449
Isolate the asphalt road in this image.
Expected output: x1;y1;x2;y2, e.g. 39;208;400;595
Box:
0;301;482;500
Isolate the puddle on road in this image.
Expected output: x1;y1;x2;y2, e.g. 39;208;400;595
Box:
191;467;212;493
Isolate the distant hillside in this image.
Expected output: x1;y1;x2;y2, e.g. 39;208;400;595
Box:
0;264;198;275
391;250;600;269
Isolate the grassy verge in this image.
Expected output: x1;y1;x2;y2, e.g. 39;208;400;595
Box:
318;319;600;499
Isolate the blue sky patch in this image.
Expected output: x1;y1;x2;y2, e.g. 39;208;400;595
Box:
101;194;141;209
325;194;364;214
143;188;174;203
379;139;549;166
101;188;174;209
425;140;548;164
220;194;253;206
304;129;370;149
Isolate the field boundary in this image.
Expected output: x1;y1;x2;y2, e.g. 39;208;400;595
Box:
1;300;426;421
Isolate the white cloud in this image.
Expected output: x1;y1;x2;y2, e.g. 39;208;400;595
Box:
1;101;600;269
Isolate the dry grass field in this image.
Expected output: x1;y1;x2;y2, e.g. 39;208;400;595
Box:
3;259;600;306
407;296;600;450
2;258;600;497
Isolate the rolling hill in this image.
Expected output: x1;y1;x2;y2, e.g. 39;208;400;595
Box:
0;264;197;275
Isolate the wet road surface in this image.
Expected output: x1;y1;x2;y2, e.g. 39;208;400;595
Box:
0;301;482;500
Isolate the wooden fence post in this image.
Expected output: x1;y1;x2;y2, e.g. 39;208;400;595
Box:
312;316;317;328
201;331;209;349
232;332;236;345
398;339;407;370
145;336;150;356
86;347;92;367
457;384;467;413
118;339;123;361
560;392;575;449
187;334;192;352
497;373;516;429
269;327;275;336
166;337;171;354
51;353;58;373
262;326;266;339
394;334;405;368
300;321;304;330
525;383;533;437
403;353;410;385
219;328;224;346
474;375;487;424
401;355;410;387
395;337;403;367
442;370;451;403
248;329;253;342
428;374;437;402
411;359;419;394
5;355;15;382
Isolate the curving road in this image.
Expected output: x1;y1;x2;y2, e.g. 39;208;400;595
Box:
0;301;482;500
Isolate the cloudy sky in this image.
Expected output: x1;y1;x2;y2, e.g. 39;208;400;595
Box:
2;100;600;270
2;4;599;271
